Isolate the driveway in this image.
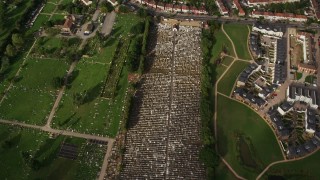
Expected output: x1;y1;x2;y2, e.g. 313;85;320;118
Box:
101;11;116;36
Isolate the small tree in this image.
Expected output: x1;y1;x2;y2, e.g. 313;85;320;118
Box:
12;33;24;49
5;44;16;57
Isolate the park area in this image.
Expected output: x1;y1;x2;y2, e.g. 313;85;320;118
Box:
210;29;236;62
264;151;320;179
0;58;69;125
0;124;106;180
224;24;252;60
218;61;249;96
217;95;283;179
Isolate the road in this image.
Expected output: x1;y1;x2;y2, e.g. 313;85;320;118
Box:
127;1;320;30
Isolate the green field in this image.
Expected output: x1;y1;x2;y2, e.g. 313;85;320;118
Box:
53;61;129;137
224;24;251;60
50;14;65;22
0;59;69;125
222;56;234;66
217;95;284;179
0;124;106;180
211;29;236;62
264;151;320;179
218;61;249;96
42;3;56;14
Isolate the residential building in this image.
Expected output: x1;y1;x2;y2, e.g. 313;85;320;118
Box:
81;0;92;6
61;15;75;34
251;11;308;22
286;84;320;109
246;0;300;7
215;0;229;16
234;0;245;16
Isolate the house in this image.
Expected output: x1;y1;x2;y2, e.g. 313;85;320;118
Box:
286;84;320;109
81;0;92;6
234;0;245;16
215;0;229;16
62;15;75;34
246;0;300;7
84;23;94;35
251;11;308;22
305;108;318;134
252;24;284;38
277;101;293;115
298;63;317;74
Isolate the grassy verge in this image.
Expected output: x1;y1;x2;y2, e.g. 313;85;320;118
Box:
211;29;236;62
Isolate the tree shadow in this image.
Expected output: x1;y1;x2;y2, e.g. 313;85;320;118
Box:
83;82;103;104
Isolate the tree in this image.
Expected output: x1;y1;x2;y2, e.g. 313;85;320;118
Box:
0;1;5;28
0;56;9;74
12;33;24;49
5;44;16;57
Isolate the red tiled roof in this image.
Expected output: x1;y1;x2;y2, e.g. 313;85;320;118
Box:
252;11;307;19
63;18;73;29
234;0;245;15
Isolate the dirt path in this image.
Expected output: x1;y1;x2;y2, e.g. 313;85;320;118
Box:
98;140;115;180
221;24;238;59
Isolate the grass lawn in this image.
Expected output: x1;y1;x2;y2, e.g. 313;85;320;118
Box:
53;62;128;137
0;124;106;180
264;150;320;179
211;29;236;62
27;14;50;35
214;64;227;80
295;72;303;80
224;24;251;60
48;0;60;3
50;14;65;22
217;95;284;179
0;59;69;125
42;3;56;14
218;61;249;96
222;56;234;66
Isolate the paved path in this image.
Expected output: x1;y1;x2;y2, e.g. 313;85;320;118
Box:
0;119;115;142
98;140;115;180
45;60;78;128
101;11;116;36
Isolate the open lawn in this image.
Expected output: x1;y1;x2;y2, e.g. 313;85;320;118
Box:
214;64;227;80
211;29;236;62
42;3;56;14
222;56;234;66
53;62;128;137
0;124;106;180
224;24;251;60
0;59;69;125
217;95;284;179
50;14;65;22
264;150;320;179
218;61;249;96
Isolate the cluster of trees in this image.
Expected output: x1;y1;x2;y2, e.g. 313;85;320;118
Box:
100;1;114;13
199;20;220;179
57;0;90;15
262;0;310;15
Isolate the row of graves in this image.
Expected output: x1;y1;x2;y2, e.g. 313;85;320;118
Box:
121;22;205;179
266;84;320;159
